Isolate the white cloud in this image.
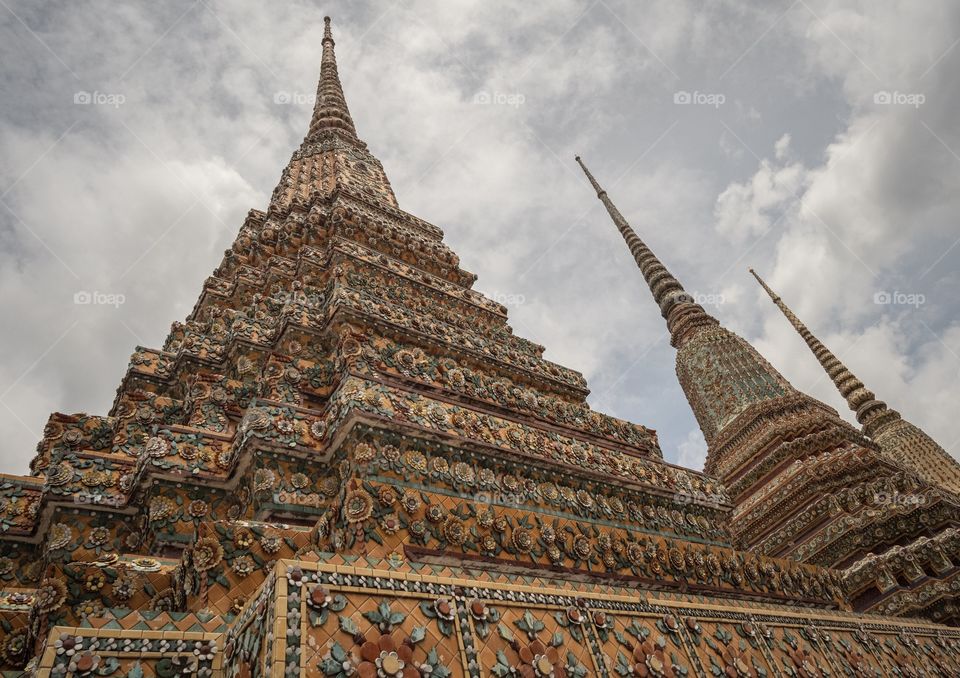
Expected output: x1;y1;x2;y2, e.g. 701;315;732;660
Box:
676;428;708;470
714;154;807;241
774;133;791;160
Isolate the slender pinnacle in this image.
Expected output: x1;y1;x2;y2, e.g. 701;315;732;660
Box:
307;16;359;141
748;268;891;427
575;155;718;347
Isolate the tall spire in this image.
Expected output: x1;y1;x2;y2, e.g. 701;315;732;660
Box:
575;155;800;451
575;156;719;347
748;268;894;432
307;16;359;142
749;268;960;494
271;16;398;211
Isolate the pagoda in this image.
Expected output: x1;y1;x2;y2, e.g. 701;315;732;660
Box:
750;268;960;496
1;17;959;677
750;269;960;620
575;157;960;625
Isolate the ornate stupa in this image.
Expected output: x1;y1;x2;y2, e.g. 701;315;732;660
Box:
750;268;960;495
1;17;959;678
576;159;960;625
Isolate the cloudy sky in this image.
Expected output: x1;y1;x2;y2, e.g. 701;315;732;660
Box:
1;0;959;474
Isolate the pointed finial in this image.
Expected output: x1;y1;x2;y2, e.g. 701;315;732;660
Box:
575;156;606;197
748;268;779;302
749;268;895;431
307;16;359;142
576;156;718;347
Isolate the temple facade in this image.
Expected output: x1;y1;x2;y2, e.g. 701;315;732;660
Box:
1;16;959;677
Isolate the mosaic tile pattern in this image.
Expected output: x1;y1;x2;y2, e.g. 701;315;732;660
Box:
38;560;960;677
